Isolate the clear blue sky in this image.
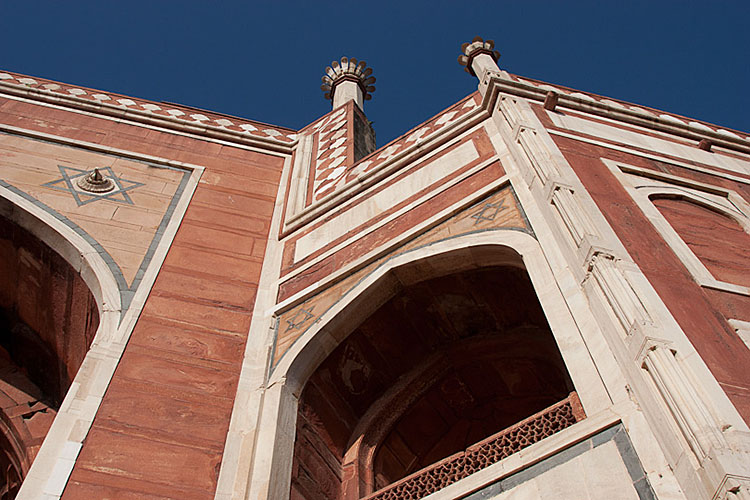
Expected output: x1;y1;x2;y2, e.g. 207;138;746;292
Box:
3;1;748;146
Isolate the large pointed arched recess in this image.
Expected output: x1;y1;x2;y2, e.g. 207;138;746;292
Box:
0;192;118;499
268;231;600;500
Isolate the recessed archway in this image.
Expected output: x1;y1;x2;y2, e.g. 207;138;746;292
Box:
289;249;582;499
0;211;101;498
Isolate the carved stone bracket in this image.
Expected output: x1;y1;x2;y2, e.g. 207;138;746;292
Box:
715;476;750;500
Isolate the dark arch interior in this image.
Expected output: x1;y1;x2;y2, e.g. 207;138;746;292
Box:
291;263;576;500
0;215;99;498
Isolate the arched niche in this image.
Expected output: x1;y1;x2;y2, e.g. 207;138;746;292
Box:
0;193;116;498
650;194;750;289
282;242;585;499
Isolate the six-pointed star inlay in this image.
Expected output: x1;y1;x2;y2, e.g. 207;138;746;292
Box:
42;165;145;206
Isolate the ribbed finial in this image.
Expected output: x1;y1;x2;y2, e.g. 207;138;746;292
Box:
321;57;376;108
77;168;115;193
458;36;501;76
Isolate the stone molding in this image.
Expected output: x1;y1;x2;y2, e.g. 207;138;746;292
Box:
0;71;297;152
282;94;484;234
482;71;750;155
714;476;750;500
604;160;750;297
483;74;747;499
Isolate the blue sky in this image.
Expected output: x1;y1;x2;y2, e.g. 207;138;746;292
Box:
3;1;748;146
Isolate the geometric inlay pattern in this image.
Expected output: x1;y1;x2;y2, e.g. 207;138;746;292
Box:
310;93;481;203
285;306;316;333
471;199;505;225
42;165;145;206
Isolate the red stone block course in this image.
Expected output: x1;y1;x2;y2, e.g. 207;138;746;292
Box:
152;270;258;311
190;187;276;218
128;318;246;366
173;220;257;257
703;288;750;323
68;431;222;497
93;382;232;449
145;130;222;155
113;350;239;399
219;145;286;168
199;170;280;198
141;295;252;335
161;245;263;281
184;205;271;237
63;481;188;500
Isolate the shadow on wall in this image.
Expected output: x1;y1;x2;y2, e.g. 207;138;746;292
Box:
0;215;99;499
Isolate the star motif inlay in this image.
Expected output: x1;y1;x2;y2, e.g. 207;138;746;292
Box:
471;199;505;225
42;165;145;206
285;306;315;333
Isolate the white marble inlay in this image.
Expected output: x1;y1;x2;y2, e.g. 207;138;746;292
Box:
294;140;479;260
548;112;750;176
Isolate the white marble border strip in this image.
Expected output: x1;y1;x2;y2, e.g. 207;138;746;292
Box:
604;158;750;297
0;93;292;158
281;122;494;286
284;106;488;232
547;129;750;187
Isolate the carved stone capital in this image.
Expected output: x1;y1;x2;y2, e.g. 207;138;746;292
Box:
458;36;501;77
321;57;375;107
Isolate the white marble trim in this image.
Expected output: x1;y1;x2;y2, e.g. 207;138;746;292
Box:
604;159;750;297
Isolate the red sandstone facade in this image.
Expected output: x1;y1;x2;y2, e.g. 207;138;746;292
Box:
0;39;749;499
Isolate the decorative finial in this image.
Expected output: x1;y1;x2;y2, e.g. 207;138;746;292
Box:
77;168;115;193
321;57;376;109
458;36;501;76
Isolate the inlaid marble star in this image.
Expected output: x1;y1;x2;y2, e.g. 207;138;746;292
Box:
285;306;316;333
471;199;505;225
42;165;145;206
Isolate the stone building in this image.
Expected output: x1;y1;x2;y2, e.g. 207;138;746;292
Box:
1;37;749;500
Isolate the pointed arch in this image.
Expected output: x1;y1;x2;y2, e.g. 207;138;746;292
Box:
0;186;120;497
253;230;609;500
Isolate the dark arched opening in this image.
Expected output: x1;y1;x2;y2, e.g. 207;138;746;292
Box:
291;262;583;499
0;215;99;498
